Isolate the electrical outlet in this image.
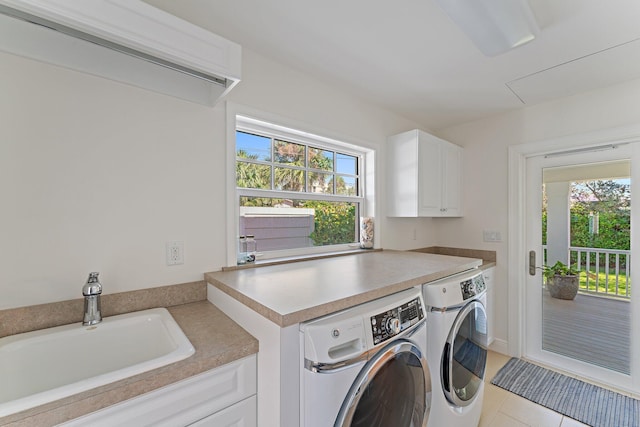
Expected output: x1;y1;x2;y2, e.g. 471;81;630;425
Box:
166;241;184;265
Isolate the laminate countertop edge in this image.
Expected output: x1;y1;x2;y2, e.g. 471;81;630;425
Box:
206;250;484;327
1;301;258;427
480;261;497;270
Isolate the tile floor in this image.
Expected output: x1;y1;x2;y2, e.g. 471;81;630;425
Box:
480;351;590;427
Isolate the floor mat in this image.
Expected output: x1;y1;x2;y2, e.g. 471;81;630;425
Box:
491;358;640;427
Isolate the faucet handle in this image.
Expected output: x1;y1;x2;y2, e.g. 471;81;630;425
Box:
83;272;102;296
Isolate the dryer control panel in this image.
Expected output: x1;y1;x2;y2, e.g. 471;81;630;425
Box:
370;297;424;345
460;274;486;300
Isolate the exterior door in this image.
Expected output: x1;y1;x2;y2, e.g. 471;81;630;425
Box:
525;144;638;392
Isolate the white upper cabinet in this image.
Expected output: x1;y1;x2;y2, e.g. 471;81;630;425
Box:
0;0;241;105
387;129;463;217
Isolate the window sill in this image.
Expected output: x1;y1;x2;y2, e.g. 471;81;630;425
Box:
221;248;382;271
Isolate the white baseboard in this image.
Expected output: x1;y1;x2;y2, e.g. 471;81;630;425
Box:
489;338;509;356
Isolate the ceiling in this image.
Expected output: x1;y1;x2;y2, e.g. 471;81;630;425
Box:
144;0;640;131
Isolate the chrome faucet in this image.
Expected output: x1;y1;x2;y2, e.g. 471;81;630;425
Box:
82;272;102;326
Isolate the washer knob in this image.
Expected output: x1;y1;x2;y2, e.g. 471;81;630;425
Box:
386;317;401;335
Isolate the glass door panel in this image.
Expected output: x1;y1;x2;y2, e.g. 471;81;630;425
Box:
541;162;631;374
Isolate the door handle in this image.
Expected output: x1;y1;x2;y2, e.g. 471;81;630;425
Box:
529;250;536;275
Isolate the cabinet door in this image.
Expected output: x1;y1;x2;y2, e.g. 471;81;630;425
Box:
387;129;463;217
387;131;420;216
417;136;443;216
441;142;463;216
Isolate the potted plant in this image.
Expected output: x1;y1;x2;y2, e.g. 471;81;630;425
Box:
543;261;580;300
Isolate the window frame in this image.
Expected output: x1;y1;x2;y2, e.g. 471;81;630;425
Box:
227;111;372;265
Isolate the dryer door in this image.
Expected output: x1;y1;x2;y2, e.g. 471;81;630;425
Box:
441;299;487;408
334;334;431;427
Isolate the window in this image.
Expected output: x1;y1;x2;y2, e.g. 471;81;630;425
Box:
235;115;366;260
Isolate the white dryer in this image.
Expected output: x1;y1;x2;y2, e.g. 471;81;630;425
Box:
300;287;431;427
423;270;488;427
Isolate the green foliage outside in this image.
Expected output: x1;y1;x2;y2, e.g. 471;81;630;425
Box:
240;196;292;207
578;270;629;297
571;180;630;269
236;139;353;194
570;180;630;250
238;196;357;246
237;136;359;247
543;179;630;269
541;267;629;296
236;150;271;189
542;261;578;280
303;200;356;246
542;178;631;297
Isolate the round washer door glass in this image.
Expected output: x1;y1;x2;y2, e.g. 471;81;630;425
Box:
335;338;431;427
442;300;487;407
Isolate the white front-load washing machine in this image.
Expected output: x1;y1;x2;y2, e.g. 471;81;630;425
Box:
423;270;488;427
300;287;431;427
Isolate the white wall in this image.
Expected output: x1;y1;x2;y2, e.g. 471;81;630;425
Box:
436;77;640;348
0;47;427;309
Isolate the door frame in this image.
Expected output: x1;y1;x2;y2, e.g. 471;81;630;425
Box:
507;123;640;381
524;147;635;390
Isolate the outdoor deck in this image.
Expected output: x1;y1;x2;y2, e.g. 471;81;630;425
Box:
542;291;630;374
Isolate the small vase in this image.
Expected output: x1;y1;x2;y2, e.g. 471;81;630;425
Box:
360;217;374;249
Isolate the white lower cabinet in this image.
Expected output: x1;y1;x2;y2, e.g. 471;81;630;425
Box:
190;395;256;426
62;355;257;427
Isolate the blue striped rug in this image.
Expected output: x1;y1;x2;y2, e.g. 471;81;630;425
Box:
491;358;640;427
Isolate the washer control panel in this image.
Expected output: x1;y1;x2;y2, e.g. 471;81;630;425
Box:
370;297;424;345
460;273;486;300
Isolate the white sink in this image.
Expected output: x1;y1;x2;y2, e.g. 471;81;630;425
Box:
0;307;195;417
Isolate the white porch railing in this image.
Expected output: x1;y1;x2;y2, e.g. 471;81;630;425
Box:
543;246;631;299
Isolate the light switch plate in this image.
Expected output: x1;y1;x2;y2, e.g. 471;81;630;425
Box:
483;230;502;242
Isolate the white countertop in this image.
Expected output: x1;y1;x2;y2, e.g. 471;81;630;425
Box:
205;250;482;326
